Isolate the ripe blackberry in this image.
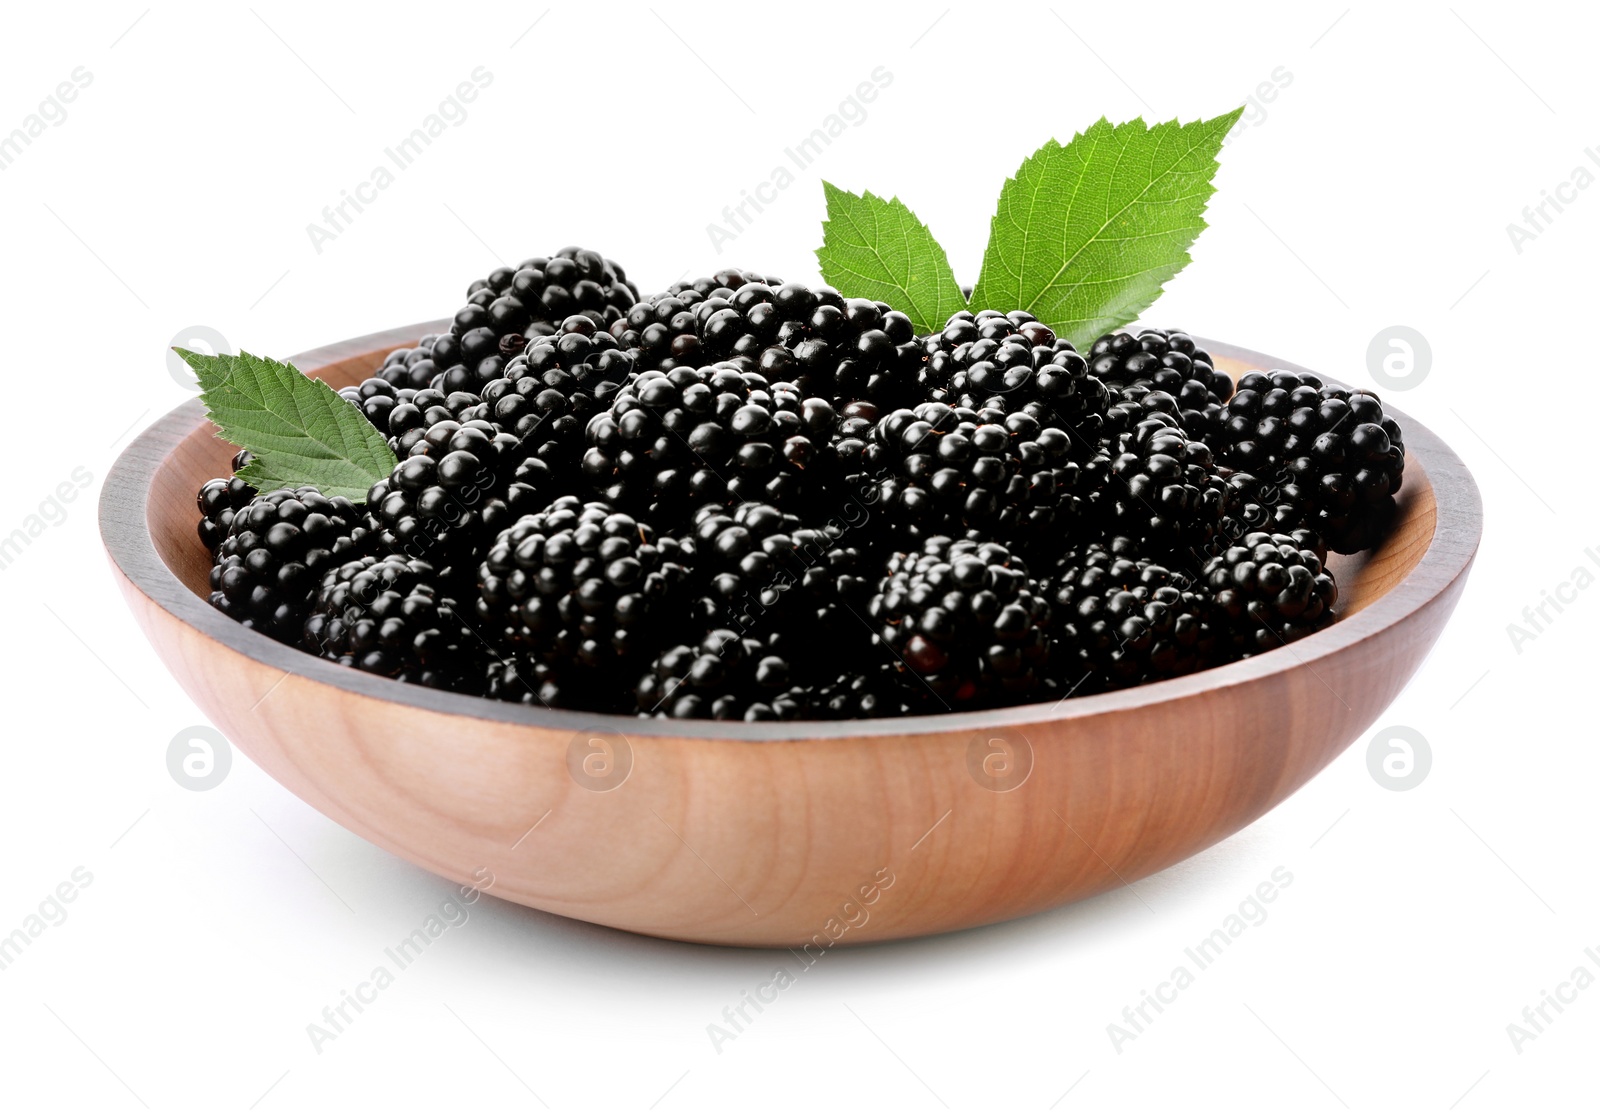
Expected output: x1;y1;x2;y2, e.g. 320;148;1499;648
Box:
475;496;694;674
1103;385;1187;436
340;378;424;435
1099;415;1226;559
372;333;448;391
1214;469;1321;561
868;537;1051;706
808;662;923;719
868;402;1093;547
364;417;555;573
687;502;800;630
1216;371;1405;553
474;315;636;464
196;449;257;553
686;503;875;657
445;248;639;385
340;376;494;458
1202;531;1337;654
781;532;878;646
609;269;781;371
828;399;890;481
1088;328;1232;442
484;654;608;711
1047;543;1219;690
208;487;365;642
725;283;924;409
302;555;479;690
582;365;835;518
634;630;800;720
920;310;1109;434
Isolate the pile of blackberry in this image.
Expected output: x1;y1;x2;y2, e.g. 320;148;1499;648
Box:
197;249;1409;717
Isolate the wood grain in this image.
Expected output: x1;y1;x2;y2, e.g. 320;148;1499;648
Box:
100;325;1482;946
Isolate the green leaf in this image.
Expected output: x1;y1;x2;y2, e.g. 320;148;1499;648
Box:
815;182;968;335
969;109;1243;349
177;348;398;502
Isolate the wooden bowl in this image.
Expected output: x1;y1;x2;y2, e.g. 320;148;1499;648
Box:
101;324;1481;947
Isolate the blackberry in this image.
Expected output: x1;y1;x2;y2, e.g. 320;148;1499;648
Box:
302;555;479;690
1047;543;1219;690
372;333;448;391
1202;531;1337;654
581;365;835;518
868;537;1051;706
475;496;693;676
340;378;426;435
686;502;803;632
475;315;636;464
484;654;605;711
808;662;923;719
868;402;1093;548
609;269;782;371
920;310;1109;434
1103;385;1188;436
208;487;365;641
1215;469;1322;560
364;417;555;573
1099;414;1226;559
1088;328;1233;442
724;283;923;409
1216;371;1405;553
196;449;257;554
634;630;800;720
444;247;639;384
619;279;923;408
781;532;878;647
686;503;875;658
340;377;493;458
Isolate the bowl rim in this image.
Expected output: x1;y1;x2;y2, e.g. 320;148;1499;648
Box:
101;322;1482;742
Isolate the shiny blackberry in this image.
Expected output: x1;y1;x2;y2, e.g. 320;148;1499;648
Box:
474;315;636;464
365;418;555;572
475;496;693;674
1214;469;1321;561
340;378;419;434
582;365;835;518
350;381;493;458
686;502;803;633
1202;531;1337;654
208;487;365;641
373;333;447;391
869;537;1051;705
724;282;923;409
1088;328;1232;442
687;503;874;657
196;449;257;554
634;629;801;720
609;269;782;371
484;654;607;711
808;662;923;719
302;555;479;690
920;310;1109;433
1047;543;1219;690
1099;415;1226;559
1216;370;1405;553
1103;385;1187;436
868;402;1094;547
447;248;639;385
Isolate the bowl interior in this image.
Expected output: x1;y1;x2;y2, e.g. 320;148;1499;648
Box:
141;332;1440;717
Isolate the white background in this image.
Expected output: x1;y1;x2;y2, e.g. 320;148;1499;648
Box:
1;2;1594;1114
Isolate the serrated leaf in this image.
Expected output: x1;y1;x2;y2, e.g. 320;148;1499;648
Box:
177;348;398;502
969;109;1243;349
815;182;968;335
